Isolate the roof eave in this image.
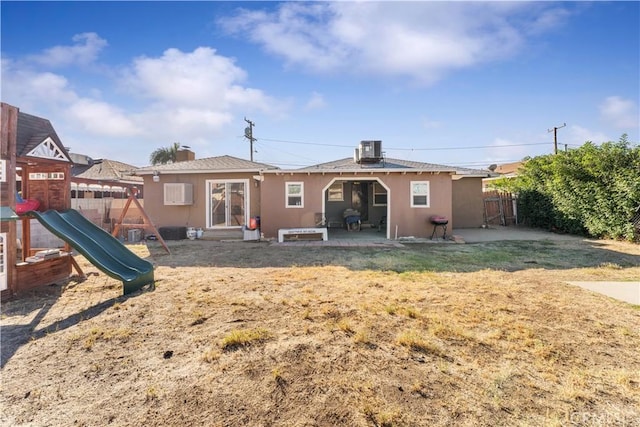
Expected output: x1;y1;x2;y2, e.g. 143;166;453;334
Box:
454;173;492;178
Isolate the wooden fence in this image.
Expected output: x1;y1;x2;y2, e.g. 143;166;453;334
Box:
483;191;517;226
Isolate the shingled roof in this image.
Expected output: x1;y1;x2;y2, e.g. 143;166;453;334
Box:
294;157;458;172
16;111;71;161
135;155;279;175
72;159;143;184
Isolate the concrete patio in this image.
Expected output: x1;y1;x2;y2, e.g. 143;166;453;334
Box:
269;225;583;246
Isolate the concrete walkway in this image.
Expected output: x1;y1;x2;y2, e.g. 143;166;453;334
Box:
451;226;583;243
567;281;640;305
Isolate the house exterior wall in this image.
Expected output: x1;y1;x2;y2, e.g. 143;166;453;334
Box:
259;174;328;235
260;172;453;239
452;177;485;228
382;173;453;239
141;172;261;229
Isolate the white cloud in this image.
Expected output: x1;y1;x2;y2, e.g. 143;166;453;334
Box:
1;59;78;110
524;5;574;35
29;33;108;68
3;39;288;164
219;2;569;84
121;47;283;116
421;117;441;130
599;96;639;129
568;125;611;145
117;46;287;138
484;138;533;162
304;92;326;111
67;99;141;137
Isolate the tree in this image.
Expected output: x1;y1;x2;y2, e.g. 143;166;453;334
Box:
149;142;181;165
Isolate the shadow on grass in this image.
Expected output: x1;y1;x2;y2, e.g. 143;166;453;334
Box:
145;239;640;274
0;282;152;368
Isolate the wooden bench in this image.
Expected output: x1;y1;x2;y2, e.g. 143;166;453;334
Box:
278;227;328;243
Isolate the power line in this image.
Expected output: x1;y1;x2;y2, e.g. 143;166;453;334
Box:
251;135;590;168
386;143;551;151
255;154;528;169
256;137;553;151
253;140;321;165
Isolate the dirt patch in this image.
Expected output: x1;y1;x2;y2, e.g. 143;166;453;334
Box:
2;238;639;426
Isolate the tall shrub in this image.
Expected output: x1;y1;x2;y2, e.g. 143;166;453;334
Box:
506;136;640;241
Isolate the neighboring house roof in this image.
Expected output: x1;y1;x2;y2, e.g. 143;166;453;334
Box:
451;165;495;178
494;161;525;176
134;155;279;175
72;159;143;185
16;111;71;162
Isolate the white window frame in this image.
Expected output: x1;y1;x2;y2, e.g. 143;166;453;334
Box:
206;179;249;229
286;182;304;208
29;172;48;180
327;181;344;202
0;160;6;183
410;181;430;208
48;172;65;180
373;182;387;206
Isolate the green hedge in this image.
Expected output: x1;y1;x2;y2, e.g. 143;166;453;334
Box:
499;136;640;241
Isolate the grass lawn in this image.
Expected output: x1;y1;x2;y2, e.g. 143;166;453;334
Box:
1;237;639;426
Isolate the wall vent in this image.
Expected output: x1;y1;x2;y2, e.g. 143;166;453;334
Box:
164;183;193;205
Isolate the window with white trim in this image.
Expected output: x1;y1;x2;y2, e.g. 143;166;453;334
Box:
49;172;65;180
411;181;430;207
28;172;65;180
373;182;387;206
0;160;5;182
286;182;304;207
327;181;343;201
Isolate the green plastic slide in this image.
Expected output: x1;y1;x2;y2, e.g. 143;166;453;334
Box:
28;209;154;295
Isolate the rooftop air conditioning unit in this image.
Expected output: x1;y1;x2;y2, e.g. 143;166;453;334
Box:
164;183;193;205
358;140;382;163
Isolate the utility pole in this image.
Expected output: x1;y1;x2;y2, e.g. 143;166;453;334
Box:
244;117;256;162
548;123;566;154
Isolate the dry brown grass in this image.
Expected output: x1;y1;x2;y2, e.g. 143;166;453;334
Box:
1;237;639;426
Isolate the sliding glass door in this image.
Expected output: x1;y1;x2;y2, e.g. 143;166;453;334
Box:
207;180;248;228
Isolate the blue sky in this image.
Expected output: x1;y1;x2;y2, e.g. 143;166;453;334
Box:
2;1;638;168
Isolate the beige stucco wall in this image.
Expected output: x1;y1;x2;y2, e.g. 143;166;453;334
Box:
140;171;478;238
141;172;261;229
452;177;485;228
259;172;453;239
